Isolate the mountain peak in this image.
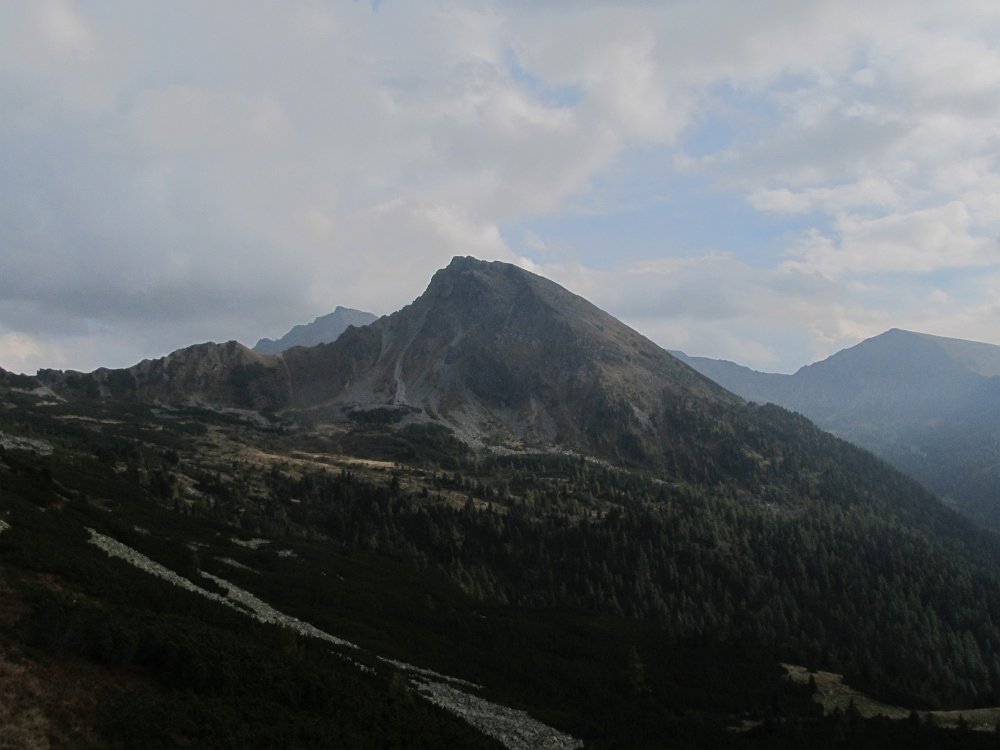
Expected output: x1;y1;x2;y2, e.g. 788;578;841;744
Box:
427;257;544;303
423;257;618;341
806;328;1000;380
445;254;487;270
282;256;736;455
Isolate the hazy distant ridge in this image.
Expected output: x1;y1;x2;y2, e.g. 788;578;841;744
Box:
253;306;378;354
675;329;1000;529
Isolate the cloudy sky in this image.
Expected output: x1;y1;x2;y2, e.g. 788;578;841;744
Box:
4;0;1000;374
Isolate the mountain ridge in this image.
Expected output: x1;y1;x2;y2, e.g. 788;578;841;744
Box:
34;266;1000;523
42;257;740;466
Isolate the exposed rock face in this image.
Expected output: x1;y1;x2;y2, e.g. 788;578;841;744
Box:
0;366;39;389
253;306;378;355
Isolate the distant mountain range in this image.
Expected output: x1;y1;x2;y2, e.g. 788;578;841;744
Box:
674;329;1000;529
252;306;378;354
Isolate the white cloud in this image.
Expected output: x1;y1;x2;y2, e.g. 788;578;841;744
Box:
749;178;900;216
130;87;293;155
6;1;1000;373
783;202;999;277
0;332;49;373
0;0;126;130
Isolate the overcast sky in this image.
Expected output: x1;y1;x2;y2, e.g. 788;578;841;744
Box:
4;0;1000;374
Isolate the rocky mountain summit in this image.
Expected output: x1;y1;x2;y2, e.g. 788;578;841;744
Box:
279;256;736;450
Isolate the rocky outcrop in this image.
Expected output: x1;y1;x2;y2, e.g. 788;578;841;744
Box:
415;680;583;750
0;432;53;456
